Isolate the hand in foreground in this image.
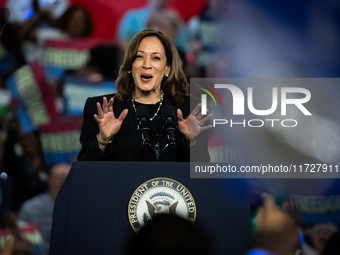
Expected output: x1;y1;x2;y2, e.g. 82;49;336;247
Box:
94;97;128;141
0;236;13;255
255;193;299;255
177;103;212;141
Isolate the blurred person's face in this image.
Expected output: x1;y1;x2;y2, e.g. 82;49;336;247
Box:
67;9;87;38
148;0;169;10
18;133;40;158
148;17;177;40
132;36;170;96
159;19;178;40
210;0;224;10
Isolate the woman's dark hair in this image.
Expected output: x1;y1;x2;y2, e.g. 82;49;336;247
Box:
116;29;189;104
57;5;93;38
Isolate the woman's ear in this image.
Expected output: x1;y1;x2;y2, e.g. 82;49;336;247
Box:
165;65;171;76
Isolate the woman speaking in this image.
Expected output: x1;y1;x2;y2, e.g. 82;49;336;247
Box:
77;29;211;162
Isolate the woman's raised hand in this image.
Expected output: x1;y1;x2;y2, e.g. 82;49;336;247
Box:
94;97;128;141
177;103;212;141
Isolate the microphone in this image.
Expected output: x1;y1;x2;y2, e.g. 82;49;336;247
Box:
161;106;177;145
136;105;151;146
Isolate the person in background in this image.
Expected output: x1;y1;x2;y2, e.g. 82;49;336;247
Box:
53;45;123;114
126;214;212;255
0;8;26;88
1;211;44;255
18;4;93;63
18;164;70;253
3;129;48;213
188;0;230;77
117;0;190;53
0;236;33;255
76;45;123;82
5;0;69;24
56;5;92;39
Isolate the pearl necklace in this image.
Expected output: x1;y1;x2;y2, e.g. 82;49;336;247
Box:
132;92;164;121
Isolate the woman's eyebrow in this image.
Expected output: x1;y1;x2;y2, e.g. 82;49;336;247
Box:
137;50;161;55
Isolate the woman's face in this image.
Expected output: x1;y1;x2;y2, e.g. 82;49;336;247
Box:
132;36;170;95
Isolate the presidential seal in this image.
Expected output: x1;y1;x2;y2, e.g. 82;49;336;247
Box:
128;177;196;232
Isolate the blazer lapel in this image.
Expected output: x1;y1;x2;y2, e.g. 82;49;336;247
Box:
114;100;140;161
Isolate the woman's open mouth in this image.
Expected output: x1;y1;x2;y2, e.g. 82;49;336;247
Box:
141;74;153;82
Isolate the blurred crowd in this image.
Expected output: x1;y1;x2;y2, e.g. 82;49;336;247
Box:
0;0;228;164
0;0;230;253
0;0;340;254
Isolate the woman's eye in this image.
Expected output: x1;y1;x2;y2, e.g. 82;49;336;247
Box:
153;57;160;60
136;55;143;58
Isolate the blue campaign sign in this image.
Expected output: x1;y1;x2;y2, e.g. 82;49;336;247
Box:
63;75;117;116
6;75;35;133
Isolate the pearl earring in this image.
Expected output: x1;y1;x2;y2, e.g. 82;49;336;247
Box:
128;71;131;74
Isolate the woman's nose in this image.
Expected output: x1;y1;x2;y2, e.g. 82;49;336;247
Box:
143;56;151;69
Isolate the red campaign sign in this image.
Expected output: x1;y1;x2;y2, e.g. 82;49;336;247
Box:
29;62;58;118
39;116;83;163
44;38;101;50
7;61;57;132
43;38;104;71
39;115;83;133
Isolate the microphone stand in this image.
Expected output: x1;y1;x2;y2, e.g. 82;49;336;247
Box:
152;105;178;161
137;105;177;161
153;134;176;161
154;142;161;161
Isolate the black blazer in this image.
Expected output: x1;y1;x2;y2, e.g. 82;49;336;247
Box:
77;94;210;162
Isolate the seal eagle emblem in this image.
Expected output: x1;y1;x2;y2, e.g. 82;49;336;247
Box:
146;192;179;218
128;177;196;232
